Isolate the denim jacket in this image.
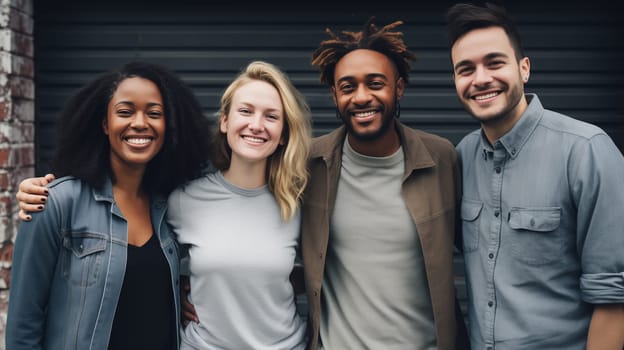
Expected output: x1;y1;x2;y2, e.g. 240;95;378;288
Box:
6;176;181;350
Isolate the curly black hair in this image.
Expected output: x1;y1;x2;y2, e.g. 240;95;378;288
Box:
50;61;213;195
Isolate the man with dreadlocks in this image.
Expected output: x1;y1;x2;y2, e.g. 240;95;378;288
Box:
300;18;469;350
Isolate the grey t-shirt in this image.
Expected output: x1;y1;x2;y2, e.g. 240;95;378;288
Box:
320;138;436;349
167;171;306;350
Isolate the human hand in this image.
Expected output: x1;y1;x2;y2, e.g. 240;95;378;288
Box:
16;174;56;221
180;275;199;327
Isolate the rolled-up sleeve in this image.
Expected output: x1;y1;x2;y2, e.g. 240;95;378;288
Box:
573;134;624;304
581;272;624;303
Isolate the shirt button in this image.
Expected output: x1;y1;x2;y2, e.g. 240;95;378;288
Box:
494;210;500;217
495;166;501;173
488;253;494;259
168;248;173;254
488;301;494;307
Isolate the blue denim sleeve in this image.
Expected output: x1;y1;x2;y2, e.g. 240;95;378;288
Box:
572;133;624;304
6;190;63;349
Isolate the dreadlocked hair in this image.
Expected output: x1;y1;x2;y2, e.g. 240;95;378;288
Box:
311;17;417;87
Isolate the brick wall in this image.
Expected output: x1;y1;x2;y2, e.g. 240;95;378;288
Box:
0;0;35;345
0;0;35;241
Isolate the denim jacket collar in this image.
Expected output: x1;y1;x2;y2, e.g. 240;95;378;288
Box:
91;176;168;217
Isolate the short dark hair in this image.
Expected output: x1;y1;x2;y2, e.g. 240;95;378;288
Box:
311;17;417;86
50;61;213;195
446;2;525;60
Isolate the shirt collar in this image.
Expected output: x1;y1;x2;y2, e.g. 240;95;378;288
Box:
480;93;544;158
92;176;115;202
311;122;436;172
91;175;167;210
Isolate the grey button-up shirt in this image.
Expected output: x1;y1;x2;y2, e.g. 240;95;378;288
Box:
456;94;624;350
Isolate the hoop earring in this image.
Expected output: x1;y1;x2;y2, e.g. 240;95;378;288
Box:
395;101;401;119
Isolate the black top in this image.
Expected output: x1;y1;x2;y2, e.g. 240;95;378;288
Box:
108;233;175;350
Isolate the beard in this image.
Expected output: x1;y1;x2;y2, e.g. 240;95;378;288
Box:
463;82;525;127
339;98;398;142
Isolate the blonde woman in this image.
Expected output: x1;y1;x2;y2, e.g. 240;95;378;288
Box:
168;61;311;349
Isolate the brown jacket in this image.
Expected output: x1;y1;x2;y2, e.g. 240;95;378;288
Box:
301;123;468;350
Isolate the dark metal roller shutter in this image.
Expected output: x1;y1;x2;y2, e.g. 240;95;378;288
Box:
33;0;623;322
34;1;623;175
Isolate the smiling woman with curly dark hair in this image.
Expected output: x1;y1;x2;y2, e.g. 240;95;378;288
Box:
6;61;212;350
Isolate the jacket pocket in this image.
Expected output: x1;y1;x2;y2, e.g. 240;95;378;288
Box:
509;207;561;266
62;233;107;287
461;198;483;252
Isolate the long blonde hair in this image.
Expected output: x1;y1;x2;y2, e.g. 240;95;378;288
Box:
211;61;312;220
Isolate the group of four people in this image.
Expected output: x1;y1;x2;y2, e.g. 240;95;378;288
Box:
6;2;624;350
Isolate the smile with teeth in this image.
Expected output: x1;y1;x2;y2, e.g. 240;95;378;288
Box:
242;135;265;143
125;137;152;145
473;92;500;100
354;111;376;118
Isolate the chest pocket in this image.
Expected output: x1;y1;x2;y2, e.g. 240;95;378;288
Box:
461;198;483;252
62;233;108;287
508;207;562;266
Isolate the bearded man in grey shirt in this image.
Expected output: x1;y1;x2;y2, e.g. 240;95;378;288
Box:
446;3;624;350
302;18;469;350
